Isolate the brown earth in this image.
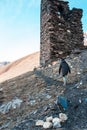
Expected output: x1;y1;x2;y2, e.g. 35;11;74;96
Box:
0;52;40;83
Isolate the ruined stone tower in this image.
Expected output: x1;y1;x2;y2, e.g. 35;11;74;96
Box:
40;0;84;66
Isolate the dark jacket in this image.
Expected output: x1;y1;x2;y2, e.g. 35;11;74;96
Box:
59;59;71;76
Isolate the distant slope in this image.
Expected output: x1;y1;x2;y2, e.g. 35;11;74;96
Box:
0;52;40;83
84;32;87;46
0;61;10;66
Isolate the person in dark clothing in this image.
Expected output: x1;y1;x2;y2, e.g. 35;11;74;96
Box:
59;58;71;86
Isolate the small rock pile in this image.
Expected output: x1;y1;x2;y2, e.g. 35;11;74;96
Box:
36;113;68;129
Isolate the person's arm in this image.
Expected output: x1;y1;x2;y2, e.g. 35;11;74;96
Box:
59;64;62;75
68;66;71;73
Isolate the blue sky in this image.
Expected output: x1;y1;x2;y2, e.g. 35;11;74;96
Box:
0;0;87;61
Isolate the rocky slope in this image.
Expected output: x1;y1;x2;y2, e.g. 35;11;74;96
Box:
84;32;87;46
0;49;87;130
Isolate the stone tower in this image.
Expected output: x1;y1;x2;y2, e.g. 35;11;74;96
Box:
40;0;84;66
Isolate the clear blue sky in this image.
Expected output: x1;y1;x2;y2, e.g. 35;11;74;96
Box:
0;0;87;61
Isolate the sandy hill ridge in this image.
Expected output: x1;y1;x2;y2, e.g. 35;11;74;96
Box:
0;52;40;83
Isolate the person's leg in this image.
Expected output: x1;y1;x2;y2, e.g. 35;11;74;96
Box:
63;76;67;86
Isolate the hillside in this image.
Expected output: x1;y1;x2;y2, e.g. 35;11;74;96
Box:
0;49;87;130
84;32;87;46
0;52;40;83
0;61;10;67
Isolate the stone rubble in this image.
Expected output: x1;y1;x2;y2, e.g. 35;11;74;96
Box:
59;113;68;122
43;121;53;129
36;113;68;129
36;120;44;126
0;97;22;114
0;49;87;130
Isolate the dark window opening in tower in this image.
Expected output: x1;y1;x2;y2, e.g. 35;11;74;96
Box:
57;5;64;16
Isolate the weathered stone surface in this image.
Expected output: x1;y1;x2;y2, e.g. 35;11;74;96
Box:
36;120;44;126
59;113;68;122
40;0;84;66
43;121;53;129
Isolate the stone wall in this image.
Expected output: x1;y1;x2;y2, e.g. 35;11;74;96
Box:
40;0;84;66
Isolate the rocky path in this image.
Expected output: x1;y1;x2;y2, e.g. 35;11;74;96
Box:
0;49;87;130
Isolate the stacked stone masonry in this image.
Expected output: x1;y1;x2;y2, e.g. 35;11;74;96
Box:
40;0;84;66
